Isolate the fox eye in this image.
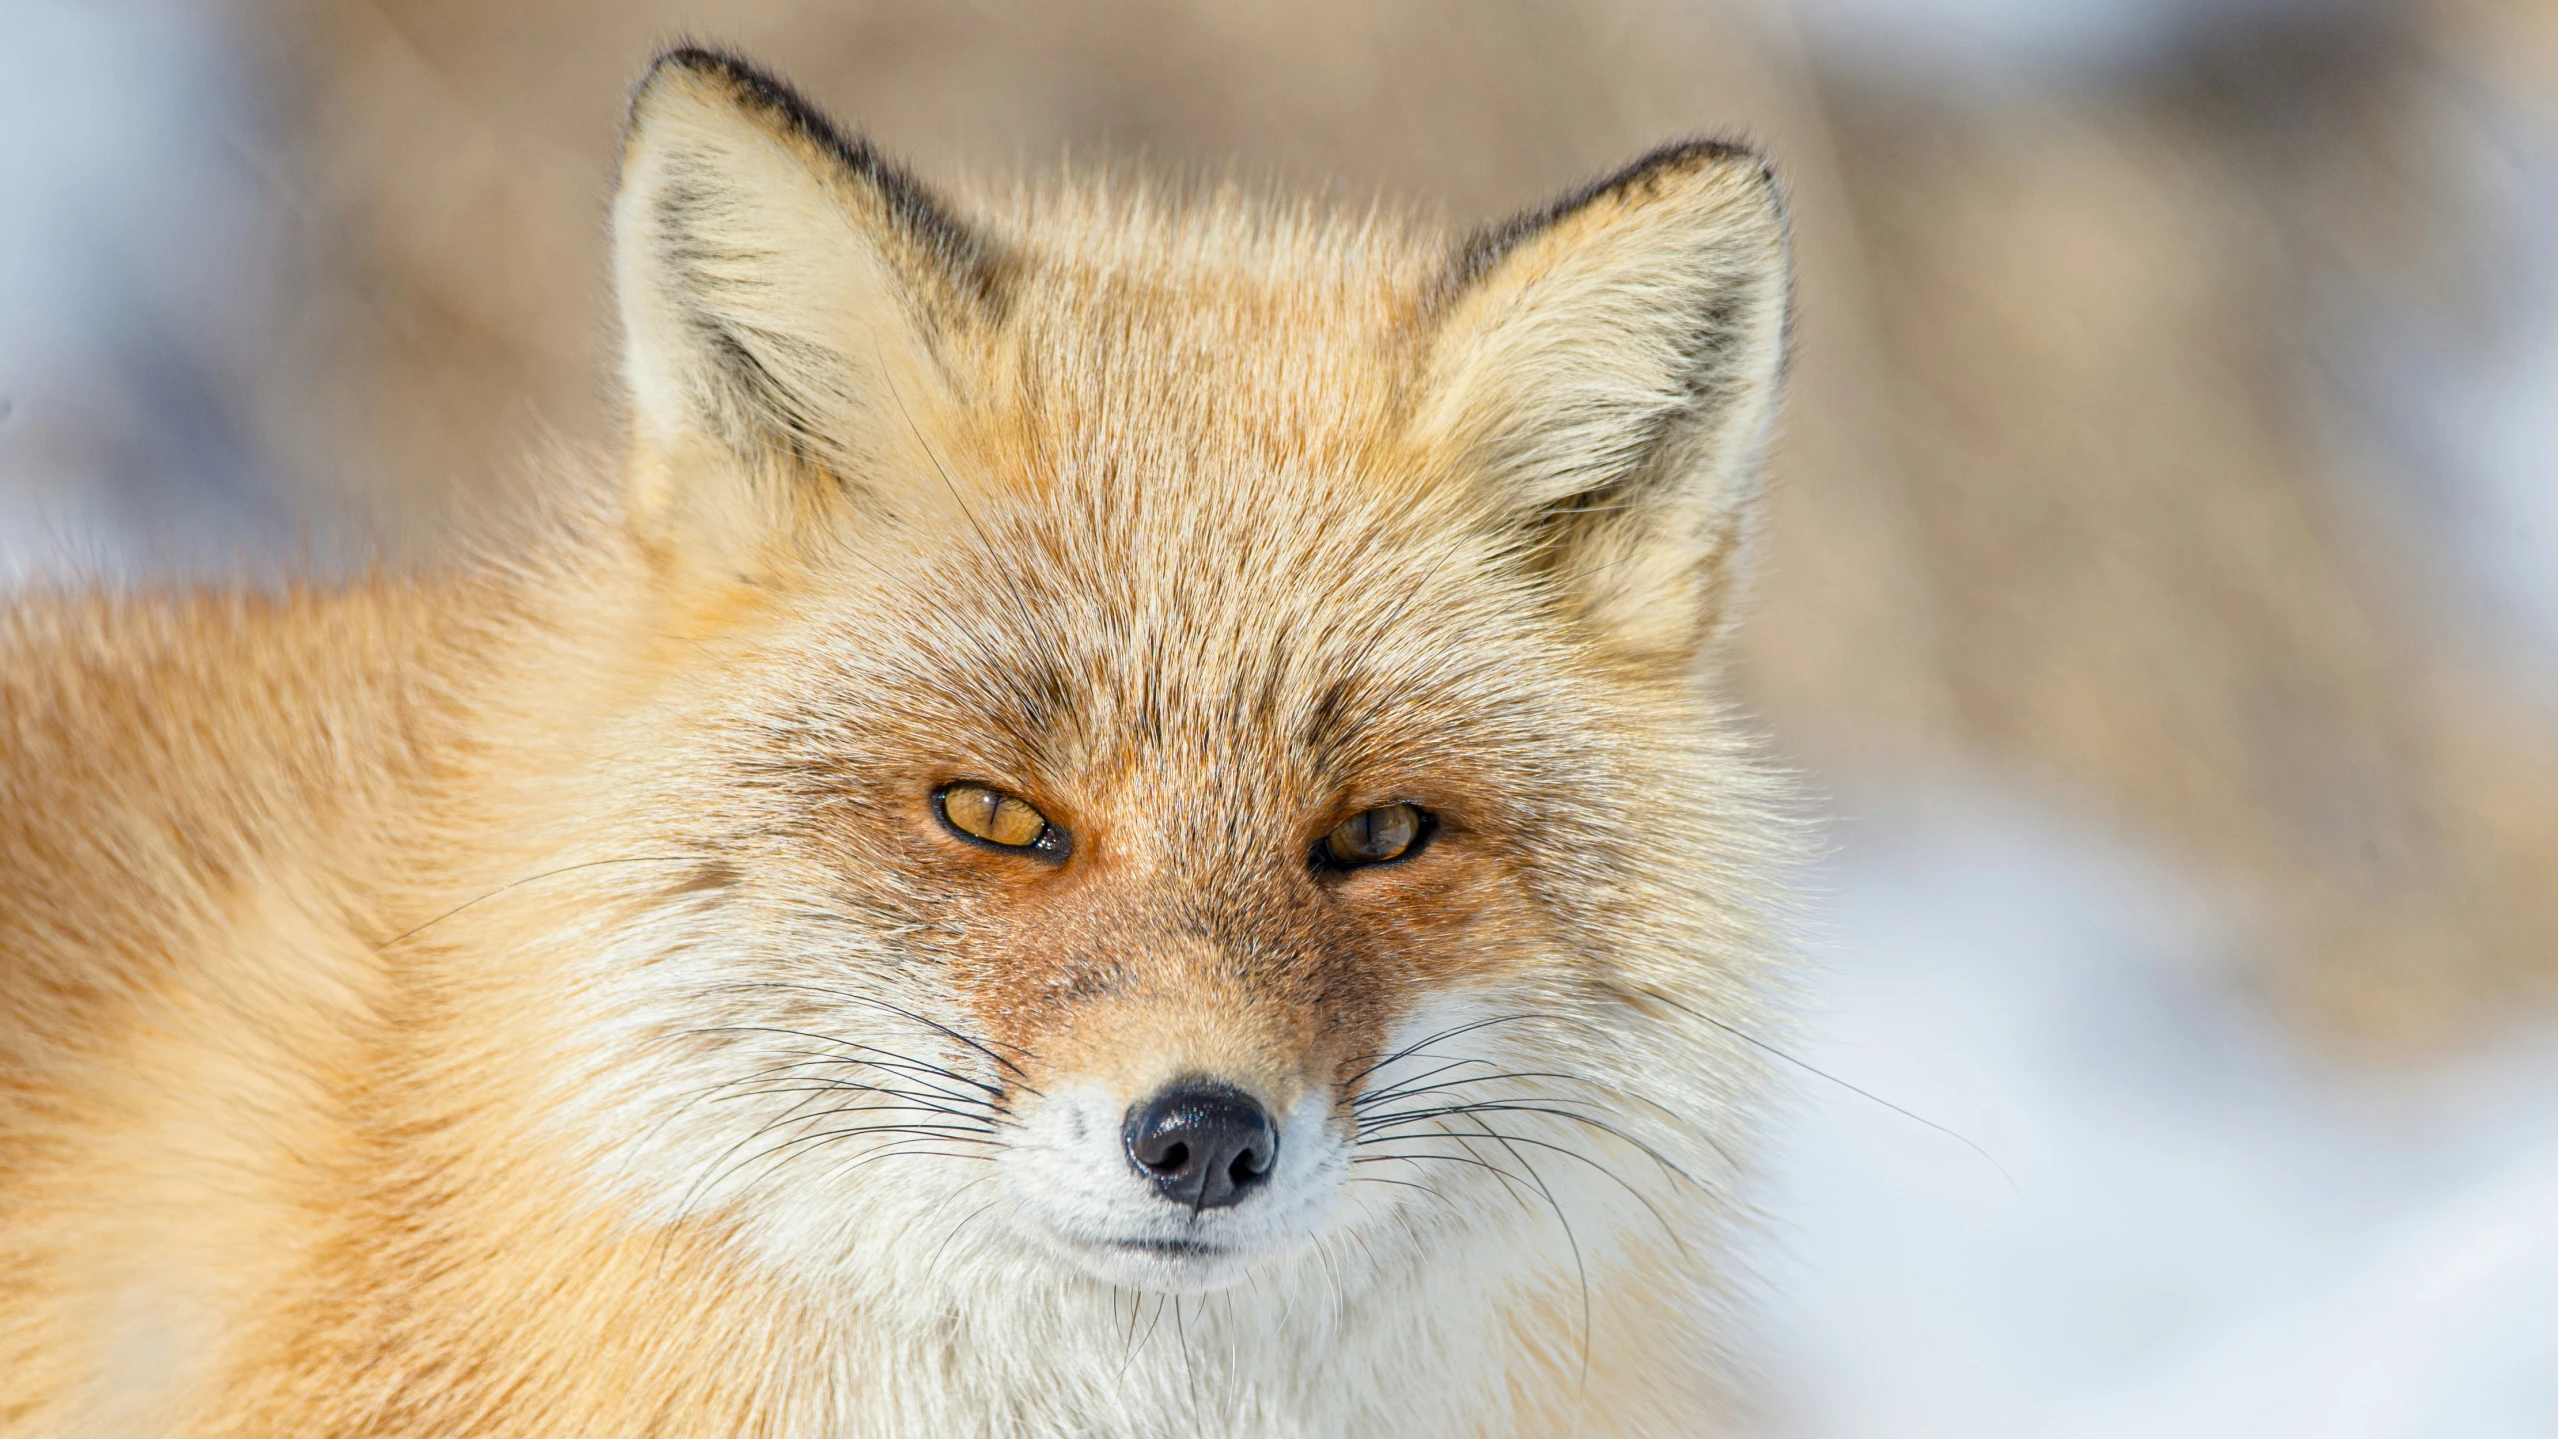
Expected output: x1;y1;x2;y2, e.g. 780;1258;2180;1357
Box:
1315;803;1431;870
936;783;1068;858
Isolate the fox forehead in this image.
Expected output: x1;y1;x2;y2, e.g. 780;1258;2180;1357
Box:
926;200;1448;505
729;482;1611;836
721;213;1598;776
688;194;1559;773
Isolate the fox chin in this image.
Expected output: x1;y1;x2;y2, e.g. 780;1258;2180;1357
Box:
0;45;1800;1439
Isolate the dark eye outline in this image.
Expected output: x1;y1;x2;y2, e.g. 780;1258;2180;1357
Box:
933;783;1073;861
1310;802;1436;874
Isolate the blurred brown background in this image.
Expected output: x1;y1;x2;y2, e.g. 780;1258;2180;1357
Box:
5;0;2555;1057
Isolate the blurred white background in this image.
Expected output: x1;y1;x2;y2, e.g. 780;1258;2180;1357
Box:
1759;784;2558;1437
1759;2;2558;1432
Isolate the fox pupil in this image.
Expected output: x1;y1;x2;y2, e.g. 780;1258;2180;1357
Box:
937;783;1064;855
1320;803;1427;869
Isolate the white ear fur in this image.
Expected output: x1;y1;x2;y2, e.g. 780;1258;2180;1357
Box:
1412;144;1791;660
612;50;995;560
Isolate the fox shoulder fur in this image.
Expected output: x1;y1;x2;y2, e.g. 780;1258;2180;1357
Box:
0;48;1796;1438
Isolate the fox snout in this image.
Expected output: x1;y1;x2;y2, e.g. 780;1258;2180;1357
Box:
1123;1082;1278;1211
985;940;1376;1289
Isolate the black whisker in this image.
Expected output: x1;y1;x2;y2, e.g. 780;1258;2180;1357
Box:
698;984;1043;1092
1349;1150;1530;1183
699;1072;999;1121
1637;990;2020;1198
1355;1068;1625;1113
920;1189;1005;1291
1362;1100;1708;1190
1461;1113;1594;1391
1358;1128;1694;1257
673;1096;992;1227
376;856;703;951
708;1088;999;1131
1344;1173;1455;1203
681;1024;1009;1104
692;1122;992;1219
1349;1056;1508;1109
1337;1013;1551;1091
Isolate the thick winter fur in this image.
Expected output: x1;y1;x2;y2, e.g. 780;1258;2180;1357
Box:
0;49;1794;1437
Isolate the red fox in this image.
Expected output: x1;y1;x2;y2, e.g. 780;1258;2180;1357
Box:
0;48;1795;1436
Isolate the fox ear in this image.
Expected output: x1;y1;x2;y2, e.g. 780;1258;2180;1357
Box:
612;49;999;566
1412;143;1790;663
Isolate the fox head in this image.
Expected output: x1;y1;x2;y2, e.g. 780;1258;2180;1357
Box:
542;47;1792;1336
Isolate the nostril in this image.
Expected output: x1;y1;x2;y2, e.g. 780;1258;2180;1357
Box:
1122;1081;1279;1211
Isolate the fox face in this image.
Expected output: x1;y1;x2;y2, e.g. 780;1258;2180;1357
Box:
551;48;1792;1322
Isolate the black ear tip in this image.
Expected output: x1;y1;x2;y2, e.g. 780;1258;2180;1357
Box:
641;43;778;90
633;44;811;124
616;44;1001;315
631;45;865;169
625;45;886;189
647;43;749;81
1620;136;1768;178
1450;135;1777;290
1556;135;1777;216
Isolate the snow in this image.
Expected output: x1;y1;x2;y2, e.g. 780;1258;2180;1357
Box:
1750;787;2558;1438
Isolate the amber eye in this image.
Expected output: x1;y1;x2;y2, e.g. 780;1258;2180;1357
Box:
1315;803;1431;870
936;783;1068;857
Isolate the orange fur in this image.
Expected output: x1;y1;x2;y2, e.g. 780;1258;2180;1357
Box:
2;50;1794;1436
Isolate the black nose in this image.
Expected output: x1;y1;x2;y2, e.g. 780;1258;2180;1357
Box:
1123;1081;1278;1210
